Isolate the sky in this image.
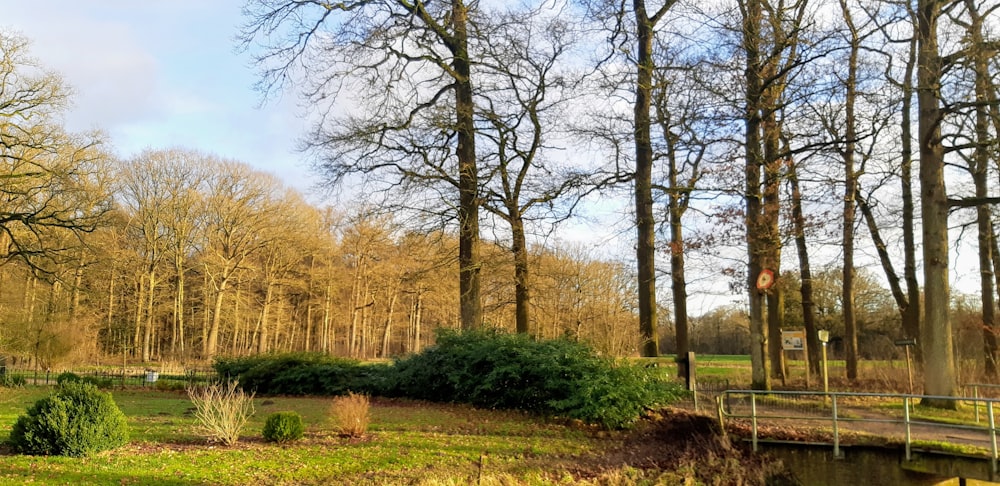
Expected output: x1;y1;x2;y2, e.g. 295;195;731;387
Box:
0;1;986;313
1;1;314;193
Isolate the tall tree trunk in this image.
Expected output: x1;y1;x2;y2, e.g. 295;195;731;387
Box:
916;0;956;405
174;254;186;358
840;0;860;382
381;290;397;358
143;269;156;362
323;279;333;353
132;276;142;360
966;0;997;378
511;212;531;334
762;113;784;383
634;0;659;357
70;262;83;322
257;283;274;355
742;0;769;390
106;269;116;354
412;291;423;354
206;277;228;360
453;0;482;331
201;267;210;358
788;158;821;375
669;185;689;378
899;13;922;363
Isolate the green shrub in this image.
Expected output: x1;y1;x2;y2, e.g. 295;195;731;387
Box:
56;372;81;385
8;382;130;456
262;411;305;443
388;328;687;429
214;353;389;396
83;376;116;389
154;379;187;392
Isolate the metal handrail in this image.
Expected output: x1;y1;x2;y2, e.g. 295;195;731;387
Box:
964;383;1000;423
718;389;1000;474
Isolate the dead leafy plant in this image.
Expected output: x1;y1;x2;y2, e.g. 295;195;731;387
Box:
186;380;255;445
329;392;370;437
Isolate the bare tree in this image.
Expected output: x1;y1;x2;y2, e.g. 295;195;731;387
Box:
0;33;111;276
476;4;589;335
241;0;484;330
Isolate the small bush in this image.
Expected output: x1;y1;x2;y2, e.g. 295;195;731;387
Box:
329;392;370;437
262;411;305;443
7;382;129;456
56;372;81;385
187;380;255;446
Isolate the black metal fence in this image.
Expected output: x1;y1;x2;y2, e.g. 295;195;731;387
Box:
0;366;217;389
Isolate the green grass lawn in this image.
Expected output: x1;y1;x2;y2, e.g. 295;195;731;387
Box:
0;386;618;485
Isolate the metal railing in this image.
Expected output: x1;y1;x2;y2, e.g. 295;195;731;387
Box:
718;390;1000;474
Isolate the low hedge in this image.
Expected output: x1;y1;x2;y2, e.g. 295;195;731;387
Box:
214;330;686;429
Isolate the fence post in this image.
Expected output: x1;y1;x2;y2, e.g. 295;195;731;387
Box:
976;385;982;424
989;401;997;475
751;393;758;453
904;396;911;462
832;394;841;458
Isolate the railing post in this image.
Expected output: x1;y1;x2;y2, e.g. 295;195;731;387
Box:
751;393;758;453
989;401;997;475
904;396;911;462
832;394;841;458
976;386;982;424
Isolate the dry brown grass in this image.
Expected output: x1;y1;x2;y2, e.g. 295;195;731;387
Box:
329;392;370;437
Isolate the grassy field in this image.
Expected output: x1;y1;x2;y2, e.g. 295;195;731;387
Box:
0;386;648;485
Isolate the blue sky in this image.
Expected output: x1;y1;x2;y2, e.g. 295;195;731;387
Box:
1;1;314;193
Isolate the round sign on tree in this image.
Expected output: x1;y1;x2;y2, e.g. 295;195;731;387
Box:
756;269;775;290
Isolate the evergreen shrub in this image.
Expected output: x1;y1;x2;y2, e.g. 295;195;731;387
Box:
388;328;687;429
214;353;389;396
8;382;129;456
262;411;305;443
56;372;81;385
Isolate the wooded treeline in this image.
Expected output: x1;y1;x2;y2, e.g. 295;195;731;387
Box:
4;0;1000;401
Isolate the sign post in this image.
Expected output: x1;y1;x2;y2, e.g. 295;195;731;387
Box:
781;329;807;385
894;338;917;395
818;330;830;395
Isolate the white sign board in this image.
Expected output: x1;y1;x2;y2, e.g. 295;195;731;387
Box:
782;330;805;351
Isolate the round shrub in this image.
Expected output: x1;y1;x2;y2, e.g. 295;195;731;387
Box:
8;381;130;456
262;411;304;443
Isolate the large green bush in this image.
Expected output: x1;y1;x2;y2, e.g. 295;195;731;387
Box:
262;411;305;443
212;331;685;429
388;329;687;429
214;352;390;396
8;382;130;456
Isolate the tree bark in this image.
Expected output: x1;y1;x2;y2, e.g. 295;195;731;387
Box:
917;0;956;406
510;212;531;334
634;0;659;357
453;0;482;331
788;158;821;375
965;0;997;378
840;0;860;382
742;0;769;390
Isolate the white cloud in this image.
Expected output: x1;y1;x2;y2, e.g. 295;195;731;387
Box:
0;1;314;194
